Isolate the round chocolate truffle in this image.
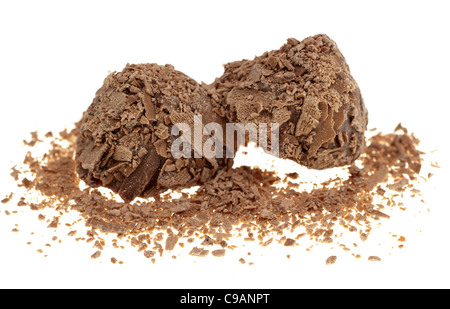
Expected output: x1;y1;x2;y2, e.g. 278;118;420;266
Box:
207;34;368;169
76;63;232;202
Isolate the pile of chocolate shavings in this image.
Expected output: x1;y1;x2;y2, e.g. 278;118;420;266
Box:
1;123;431;265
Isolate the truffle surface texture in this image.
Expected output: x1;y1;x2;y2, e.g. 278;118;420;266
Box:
206;34;368;169
76;63;231;202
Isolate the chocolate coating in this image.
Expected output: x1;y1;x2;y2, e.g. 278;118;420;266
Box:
76;64;231;202
206;34;368;169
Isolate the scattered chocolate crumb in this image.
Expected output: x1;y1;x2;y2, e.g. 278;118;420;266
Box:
10;166;20;181
144;250;156;259
326;255;337;265
189;247;209;257
164;235;178;251
368;256;381;262
284;238;296;247
91;250;102;259
23;131;41;147
211;249;226;257
239;258;246;264
261;238;273;247
212;249;226;257
93;240;103;250
360;233;368;242
1;193;13;204
47;217;59;229
111;257;117;264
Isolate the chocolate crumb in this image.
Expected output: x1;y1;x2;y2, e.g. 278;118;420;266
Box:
144;250;156;259
47;217;59;229
189;247;209;257
212;249;226;257
368;256;381;262
1;193;13;204
284;238;296;247
325;255;337;265
91;250;102;259
360;233;368;242
164;235;178;251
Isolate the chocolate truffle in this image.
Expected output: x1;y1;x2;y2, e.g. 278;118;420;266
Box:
76;63;231;202
205;34;368;169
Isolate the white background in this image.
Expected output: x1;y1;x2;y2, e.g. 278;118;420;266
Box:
0;0;449;289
